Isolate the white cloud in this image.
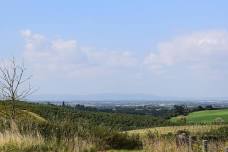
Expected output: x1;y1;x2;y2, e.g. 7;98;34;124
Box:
51;39;76;50
21;29;228;81
84;48;138;68
19;29;228;96
144;30;228;73
21;30;138;79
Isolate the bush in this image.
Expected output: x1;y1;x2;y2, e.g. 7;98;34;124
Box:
201;126;228;140
213;117;225;124
105;132;142;150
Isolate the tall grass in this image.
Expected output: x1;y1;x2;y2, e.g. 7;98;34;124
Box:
0;120;96;152
141;127;228;152
0;130;96;152
142;136;228;152
0;131;43;147
143;137;189;152
0;123;228;152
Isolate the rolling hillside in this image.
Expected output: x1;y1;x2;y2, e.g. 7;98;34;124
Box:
0;103;47;125
0;101;166;131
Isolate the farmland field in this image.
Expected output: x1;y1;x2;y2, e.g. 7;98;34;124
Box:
171;109;228;124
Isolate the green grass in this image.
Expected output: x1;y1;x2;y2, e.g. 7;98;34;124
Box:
171;109;228;124
21;110;47;123
128;109;228;136
0;104;47;125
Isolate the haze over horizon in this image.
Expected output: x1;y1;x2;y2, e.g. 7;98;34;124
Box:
30;93;228;102
1;1;228;99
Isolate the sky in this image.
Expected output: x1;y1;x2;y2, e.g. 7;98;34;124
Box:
0;0;228;98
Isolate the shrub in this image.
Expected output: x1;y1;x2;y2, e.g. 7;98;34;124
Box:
201;126;228;140
213;117;225;124
105;132;143;150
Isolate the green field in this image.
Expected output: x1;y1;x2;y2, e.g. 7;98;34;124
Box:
171;109;228;123
128;109;228;136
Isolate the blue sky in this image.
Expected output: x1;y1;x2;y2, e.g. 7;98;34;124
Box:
0;0;228;98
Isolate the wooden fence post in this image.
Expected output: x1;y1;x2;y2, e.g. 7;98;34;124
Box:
188;136;192;152
224;147;228;152
202;140;208;152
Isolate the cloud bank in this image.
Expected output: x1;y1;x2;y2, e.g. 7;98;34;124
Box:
20;29;228;96
21;30;228;76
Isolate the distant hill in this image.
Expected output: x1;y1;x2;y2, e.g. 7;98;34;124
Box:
30;94;228;103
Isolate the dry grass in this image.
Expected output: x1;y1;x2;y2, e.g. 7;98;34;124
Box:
64;137;95;152
0;130;96;152
143;138;189;152
0;127;227;152
142;137;228;152
0;130;44;148
125;125;228;152
127;124;227;135
21;110;47;123
109;140;228;152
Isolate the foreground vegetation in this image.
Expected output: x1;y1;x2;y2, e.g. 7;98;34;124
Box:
0;101;163;151
0;101;227;151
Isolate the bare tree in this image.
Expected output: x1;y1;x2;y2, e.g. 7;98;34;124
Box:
0;58;35;119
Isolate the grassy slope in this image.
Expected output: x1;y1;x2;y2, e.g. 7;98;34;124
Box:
21;110;47;122
187;109;228;123
171;109;228;124
0;103;47;124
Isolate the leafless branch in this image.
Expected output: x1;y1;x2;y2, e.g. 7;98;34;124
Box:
0;58;36;119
